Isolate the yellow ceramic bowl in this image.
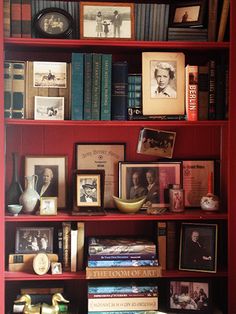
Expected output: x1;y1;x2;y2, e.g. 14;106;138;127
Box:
112;195;146;214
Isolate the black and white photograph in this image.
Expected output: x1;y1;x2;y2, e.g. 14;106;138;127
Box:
179;223;218;273
119;162;181;208
40;197;57;215
80;2;134;39
51;262;62;274
25;156;67;208
34;96;64;120
142;52;185;115
15;227;53;254
137;128;176;159
168;279;211;312
33;61;67;88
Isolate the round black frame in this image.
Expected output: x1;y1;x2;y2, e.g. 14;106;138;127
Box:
33;8;74;39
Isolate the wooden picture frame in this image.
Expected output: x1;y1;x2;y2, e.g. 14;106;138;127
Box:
168;279;212;312
73;169;105;215
142;52;185;116
25;156;67;209
169;0;207;28
40;197;57;215
119;161;182;208
75;143;126;208
15;227;54;254
80;2;135;39
179;223;218;273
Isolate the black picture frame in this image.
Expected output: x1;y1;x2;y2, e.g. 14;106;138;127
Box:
179;223;218;273
167;278;212;312
169;0;207;28
33;8;74;38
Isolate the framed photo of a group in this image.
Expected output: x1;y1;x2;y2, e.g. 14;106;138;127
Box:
142;52;185;116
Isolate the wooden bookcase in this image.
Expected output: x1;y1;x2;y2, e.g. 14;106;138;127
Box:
0;1;236;313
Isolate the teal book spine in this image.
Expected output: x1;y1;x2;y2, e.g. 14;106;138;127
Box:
4;61;12;118
83;53;93;120
12;62;25;119
101;54;112;120
91;53;102;120
71;52;84;120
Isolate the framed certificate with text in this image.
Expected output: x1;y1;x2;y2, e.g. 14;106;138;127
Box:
75;143;126;208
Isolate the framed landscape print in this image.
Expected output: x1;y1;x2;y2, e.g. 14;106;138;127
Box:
179;223;218;273
142;52;185;115
80;2;135;39
75;143;125;208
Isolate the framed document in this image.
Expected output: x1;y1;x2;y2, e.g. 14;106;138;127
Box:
75;143;126;208
182;160;215;207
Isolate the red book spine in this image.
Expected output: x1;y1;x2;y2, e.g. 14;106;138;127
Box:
11;0;21;37
21;0;31;38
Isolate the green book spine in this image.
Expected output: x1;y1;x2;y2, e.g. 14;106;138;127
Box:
91;53;102;120
83;53;92;120
71;52;84;120
12;62;25;119
101;54;112;120
4;61;12;118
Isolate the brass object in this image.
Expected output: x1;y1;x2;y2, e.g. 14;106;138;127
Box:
112;195;146;213
41;293;69;314
14;294;41;314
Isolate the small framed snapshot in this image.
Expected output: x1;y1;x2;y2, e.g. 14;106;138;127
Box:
15;227;54;254
73;169;105;214
169;0;207;28
32;8;74;38
33;61;67;88
34;96;64;120
182;160;215;207
168;279;212;312
25;156;67;209
137;128;176;159
75;143;126;208
40;197;57;215
80;2;135;39
179;223;218;273
51;262;62;274
119;161;182;208
142;52;185;116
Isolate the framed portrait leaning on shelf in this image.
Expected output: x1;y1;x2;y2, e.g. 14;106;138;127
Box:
80;2;135;39
142;52;185;116
118;161;182;208
25;156;67;209
179;223;218;273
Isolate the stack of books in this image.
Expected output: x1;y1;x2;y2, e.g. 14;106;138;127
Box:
86;237;161;279
88;281;159;313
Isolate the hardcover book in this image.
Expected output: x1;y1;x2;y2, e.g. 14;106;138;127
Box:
91;53;102;120
10;0;21;37
185;65;198;121
4;61;12;118
157;222;166;270
208;59;216;120
77;221;85;270
12;62;25;119
71;52;84;120
21;0;31;37
71;229;78;272
62;222;71;271
83;53;93;120
101;54;112;120
198;63;209;120
88;259;159;268
3;0;10;37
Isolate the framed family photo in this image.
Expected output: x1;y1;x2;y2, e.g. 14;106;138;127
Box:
80;2;135;39
142;52;185;116
25;156;67;209
179;223;218;273
34;96;64;120
119;161;181;208
168;279;212;312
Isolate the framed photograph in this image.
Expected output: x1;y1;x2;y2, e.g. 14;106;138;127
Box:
15;227;54;254
137;128;176;159
51;262;62;274
40;197;57;215
33;8;74;38
169;0;207;28
73;169;105;214
75;143;125;208
34;96;64;120
168;279;211;312
182;160;215;207
80;2;135;39
142;52;185;116
33;61;67;88
119;161;182;208
179;223;218;273
25;156;67;209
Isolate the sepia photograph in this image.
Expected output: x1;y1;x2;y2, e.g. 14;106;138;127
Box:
40;197;57;215
33;61;67;88
34;96;64;120
179;223;218;273
80;2;134;39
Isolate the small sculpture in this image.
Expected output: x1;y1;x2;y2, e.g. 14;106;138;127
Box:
14;294;41;314
41;293;69;314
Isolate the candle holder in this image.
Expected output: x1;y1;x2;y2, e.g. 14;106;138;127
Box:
200;171;219;211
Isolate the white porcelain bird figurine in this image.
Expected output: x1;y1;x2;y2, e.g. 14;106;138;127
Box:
41;293;69;314
14;294;41;314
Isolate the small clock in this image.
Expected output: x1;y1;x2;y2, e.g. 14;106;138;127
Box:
33;252;50;275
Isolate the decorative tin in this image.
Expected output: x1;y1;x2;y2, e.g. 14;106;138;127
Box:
169;184;185;212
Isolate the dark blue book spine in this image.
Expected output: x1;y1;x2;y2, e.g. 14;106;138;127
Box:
111;61;128;120
71;53;84;120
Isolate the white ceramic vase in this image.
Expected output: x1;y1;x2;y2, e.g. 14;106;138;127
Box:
19;175;40;214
